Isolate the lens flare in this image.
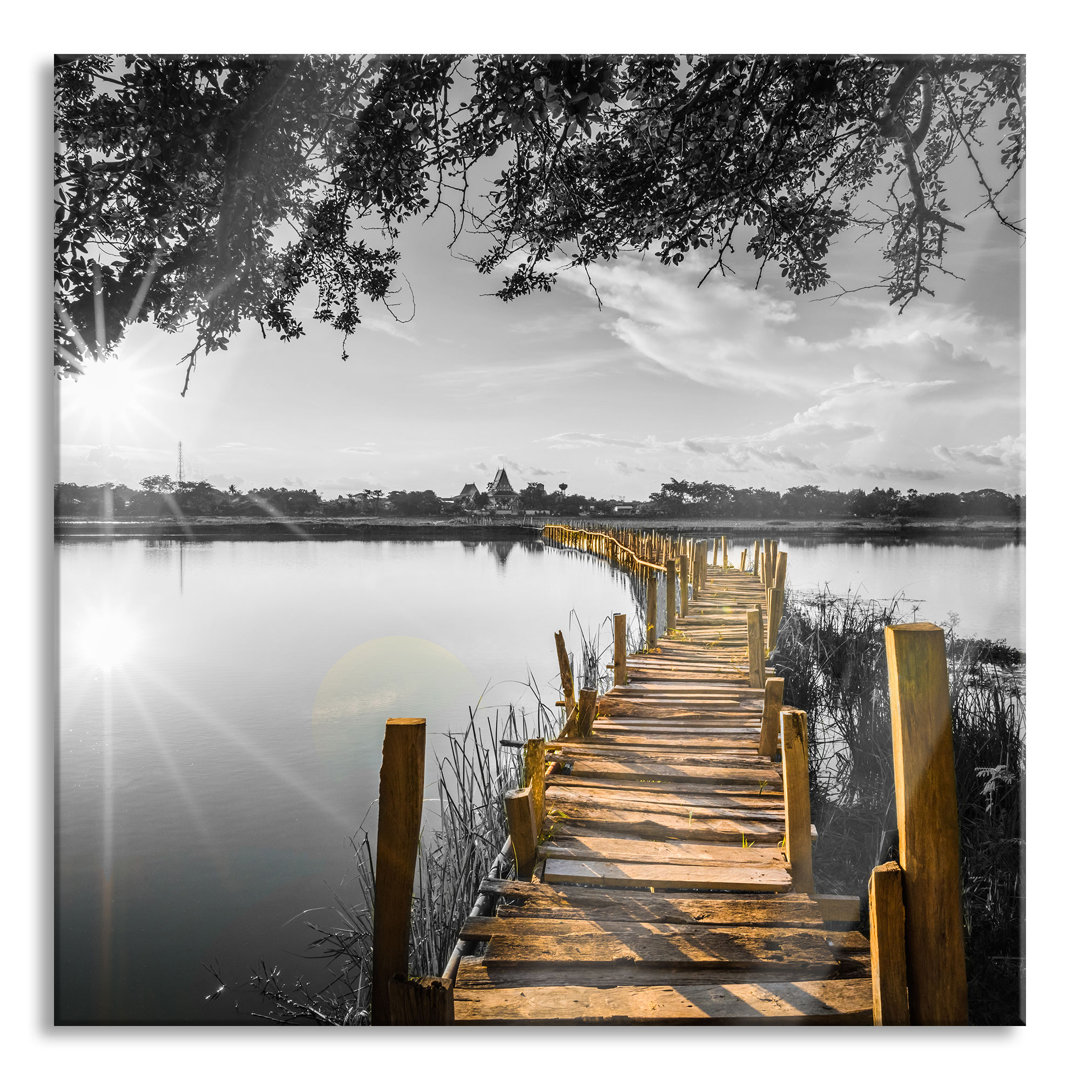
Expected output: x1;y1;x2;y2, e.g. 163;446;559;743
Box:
75;605;142;672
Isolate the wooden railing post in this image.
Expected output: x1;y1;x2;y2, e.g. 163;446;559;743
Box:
554;629;576;721
779;707;814;894
504;787;538;880
646;572;658;649
679;553;690;617
746;608;765;689
612;612;627;685
869;861;910;1025
388;973;454;1025
577;687;598;737
752;539;760;576
721;535;728;569
885;623;968;1025
665;558;677;630
739;549;747;572
372;717;426;1026
758;676;785;758
773;550;788;594
712;537;719;566
767;583;784;653
523;737;546;830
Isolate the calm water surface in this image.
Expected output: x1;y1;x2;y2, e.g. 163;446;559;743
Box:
56;534;1023;1023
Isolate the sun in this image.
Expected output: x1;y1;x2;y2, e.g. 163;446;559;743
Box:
60;345;165;447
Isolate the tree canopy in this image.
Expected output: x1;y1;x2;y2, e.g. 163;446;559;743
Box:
54;53;1024;390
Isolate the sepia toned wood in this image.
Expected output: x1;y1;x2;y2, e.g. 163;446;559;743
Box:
577;687;598;737
505;787;538;880
646;571;658;649
544;857;791;892
780;708;814;894
721;535;728;569
811;894;862;925
613;612;627;685
746;608;765;689
665;559;677;631
554;630;575;716
885;623;968;1025
713;537;719;566
752;539;760;576
523;738;546;832
453;979;873;1025
869;861;909;1025
372;717;426;1025
773;550;788;594
388;973;454;1025
758;676;785;758
767;584;784;652
538;833;788;868
739;549;747;571
679;554;690;617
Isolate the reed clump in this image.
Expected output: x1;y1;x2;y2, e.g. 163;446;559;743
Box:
773;588;1024;1025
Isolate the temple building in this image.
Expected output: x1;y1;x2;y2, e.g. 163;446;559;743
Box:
452;468;521;514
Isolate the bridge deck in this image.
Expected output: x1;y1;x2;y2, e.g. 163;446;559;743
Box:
452;563;874;1024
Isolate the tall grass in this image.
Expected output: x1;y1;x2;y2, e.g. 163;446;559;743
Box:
773;588;1025;1025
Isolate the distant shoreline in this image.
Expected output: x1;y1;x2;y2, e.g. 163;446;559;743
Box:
54;515;1025;543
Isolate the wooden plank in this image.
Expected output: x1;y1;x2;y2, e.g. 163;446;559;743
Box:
538;834;788;867
811;894;862;925
543;857;791;892
547;774;785;803
542;805;792;845
869;861;909;1025
556;757;780;786
475;880;826;927
453;979;874;1025
550;746;767;768
481;921;843;970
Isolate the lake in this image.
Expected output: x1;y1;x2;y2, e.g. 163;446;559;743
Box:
55;532;1023;1023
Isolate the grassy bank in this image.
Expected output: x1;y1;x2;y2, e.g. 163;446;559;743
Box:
773;589;1025;1025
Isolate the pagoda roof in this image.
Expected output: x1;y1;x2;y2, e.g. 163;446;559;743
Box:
489;467;515;493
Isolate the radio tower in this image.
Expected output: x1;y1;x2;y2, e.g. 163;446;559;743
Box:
177;441;184;485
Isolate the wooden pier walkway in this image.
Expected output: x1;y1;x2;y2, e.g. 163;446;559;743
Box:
451;537;873;1024
371;525;969;1027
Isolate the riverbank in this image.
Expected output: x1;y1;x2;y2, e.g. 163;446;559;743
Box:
54;514;1023;542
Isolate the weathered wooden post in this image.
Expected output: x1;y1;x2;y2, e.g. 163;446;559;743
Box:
869;861;910;1025
646;572;658;649
388;974;454;1025
679;554;690;617
767;584;784;652
712;537;719;566
372;717;426;1026
746;608;765;689
752;539;760;576
612;612;628;686
779;707;814;894
739;549;747;572
757;676;785;758
554;630;576;723
665;558;677;629
773;549;788;594
721;535;728;569
504;787;538;880
577;687;598;737
885;623;968;1025
523;737;546;830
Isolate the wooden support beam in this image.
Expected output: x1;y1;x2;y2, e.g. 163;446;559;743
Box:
773;550;788;594
523;738;546;829
388;974;454;1025
746;608;765;690
869;861;910;1025
758;676;785;758
372;717;426;1025
721;535;728;569
885;624;968;1025
504;788;538;880
612;612;627;685
577;687;598;737
679;554;690;617
752;540;760;576
739;549;747;572
767;584;784;653
780;707;814;894
554;630;575;718
665;558;677;630
712;537;719;566
646;572;658;649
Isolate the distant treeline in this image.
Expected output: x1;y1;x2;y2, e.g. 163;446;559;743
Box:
54;474;1025;522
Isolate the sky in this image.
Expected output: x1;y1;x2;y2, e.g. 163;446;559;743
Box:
56;68;1026;503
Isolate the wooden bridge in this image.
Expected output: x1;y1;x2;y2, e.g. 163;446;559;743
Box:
370;525;969;1026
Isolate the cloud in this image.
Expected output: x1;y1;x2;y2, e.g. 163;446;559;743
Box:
361;316;419;345
340;444;380;455
933;434;1025;471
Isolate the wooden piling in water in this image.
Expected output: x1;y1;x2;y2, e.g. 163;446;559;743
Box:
721;535;728;569
885;624;968;1025
372;717;426;1026
679;554;690;617
554;630;575;720
712;537;719;566
646;572;658;649
665;558;677;630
